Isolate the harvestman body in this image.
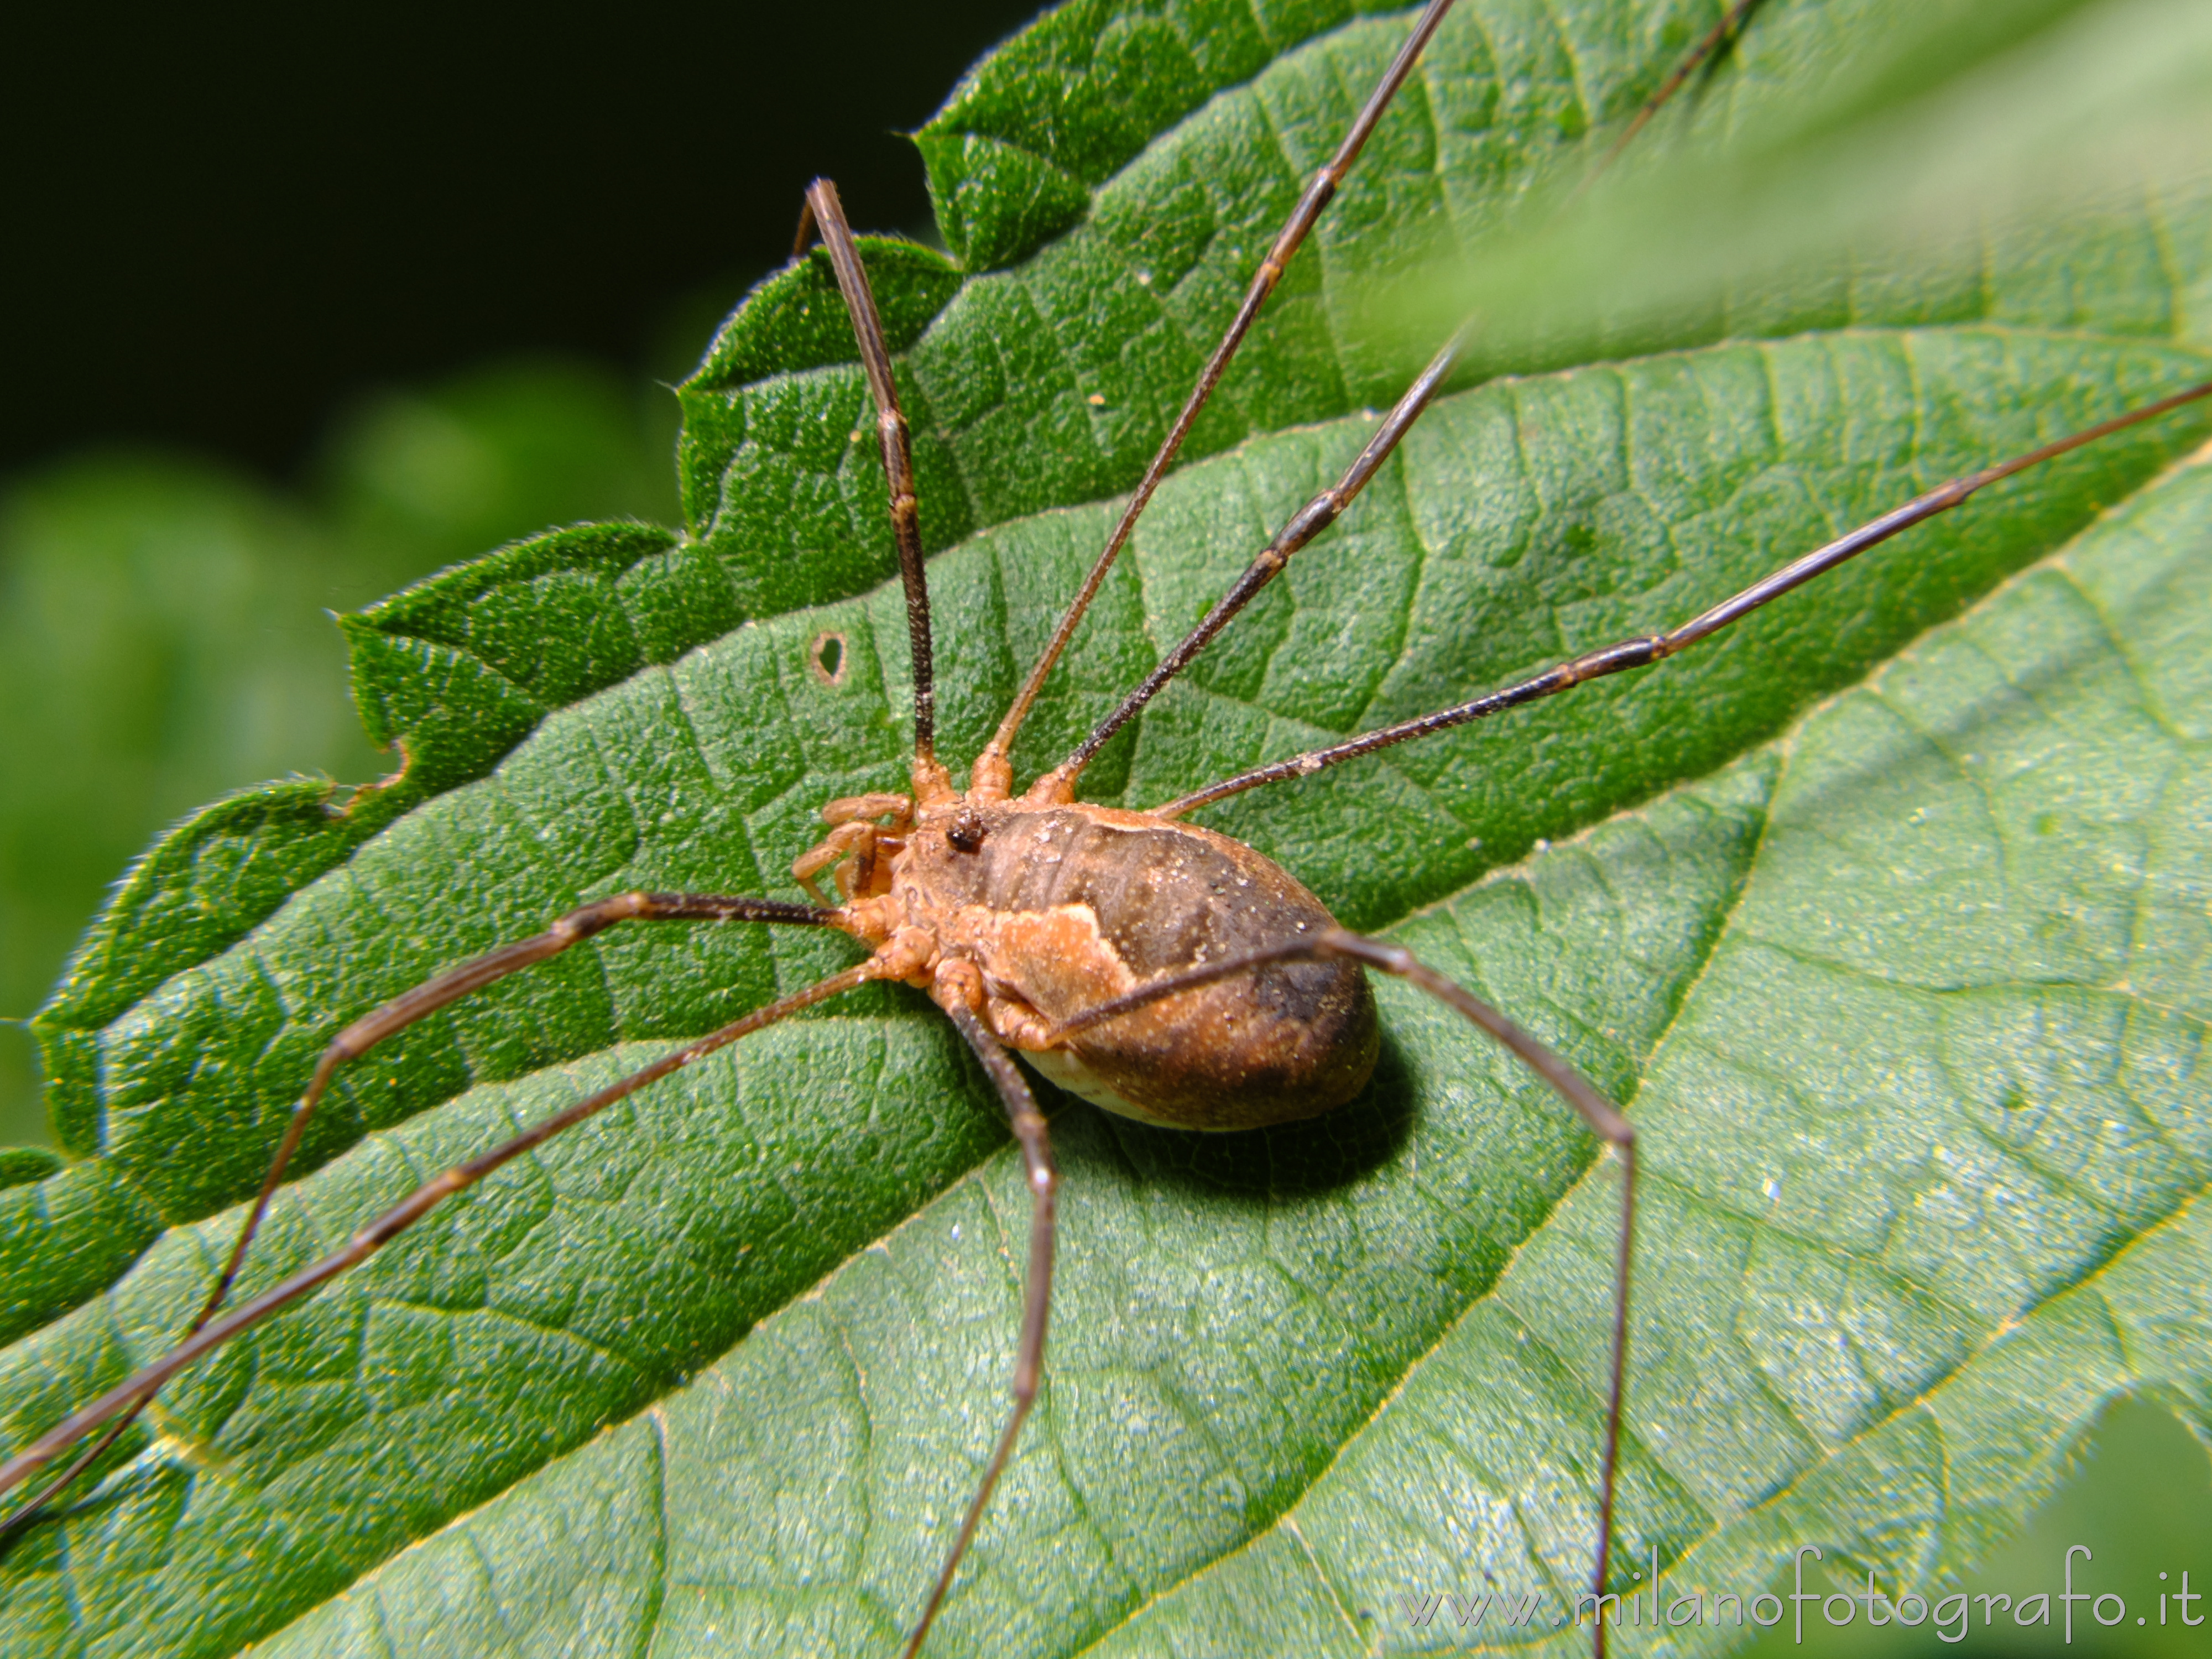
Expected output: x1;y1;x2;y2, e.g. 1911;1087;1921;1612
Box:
3;2;2209;1655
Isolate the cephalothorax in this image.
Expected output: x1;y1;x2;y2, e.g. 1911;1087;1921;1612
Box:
2;3;2209;1656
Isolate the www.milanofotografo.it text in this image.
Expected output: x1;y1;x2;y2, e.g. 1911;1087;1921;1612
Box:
1399;1546;2205;1644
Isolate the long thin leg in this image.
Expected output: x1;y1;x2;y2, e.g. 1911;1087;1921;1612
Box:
972;0;1460;796
0;890;836;1528
802;179;954;803
1045;931;1634;1659
0;957;883;1511
987;0;1777;798
1025;0;1801;801
1157;377;2212;818
1030;334;1463;799
904;989;1059;1658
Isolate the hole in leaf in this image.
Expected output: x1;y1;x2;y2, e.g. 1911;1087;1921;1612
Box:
808;630;848;687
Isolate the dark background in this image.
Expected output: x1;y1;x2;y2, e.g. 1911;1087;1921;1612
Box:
3;0;1045;482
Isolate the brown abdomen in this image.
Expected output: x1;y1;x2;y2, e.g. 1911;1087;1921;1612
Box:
957;807;1378;1131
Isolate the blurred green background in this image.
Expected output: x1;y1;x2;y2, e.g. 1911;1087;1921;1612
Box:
1736;1399;2212;1658
0;2;2203;1651
0;357;677;1150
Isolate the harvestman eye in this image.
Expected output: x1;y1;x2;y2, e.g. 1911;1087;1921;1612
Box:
946;810;988;853
2;3;2207;1656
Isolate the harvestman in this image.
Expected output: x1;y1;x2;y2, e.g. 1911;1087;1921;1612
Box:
3;2;2209;1654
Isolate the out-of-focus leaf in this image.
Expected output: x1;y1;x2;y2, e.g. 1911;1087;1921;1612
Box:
1397;0;2212;383
320;357;679;582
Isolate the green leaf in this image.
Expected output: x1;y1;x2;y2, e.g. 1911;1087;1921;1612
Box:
4;2;2211;1656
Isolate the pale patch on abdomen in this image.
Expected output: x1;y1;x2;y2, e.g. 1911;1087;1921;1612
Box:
954;901;1187;1121
1016;1046;1168;1123
946;895;1377;1133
